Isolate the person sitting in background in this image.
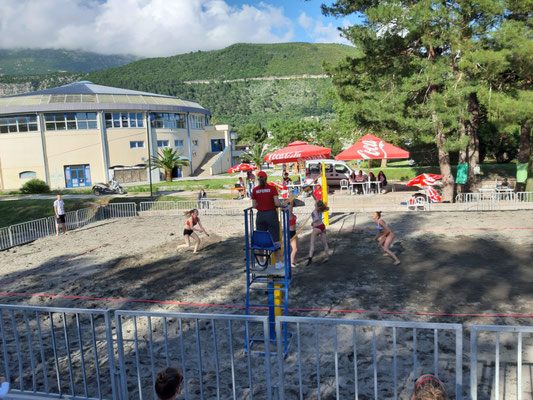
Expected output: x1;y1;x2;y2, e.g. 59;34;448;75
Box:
237;177;245;188
349;170;356;183
368;172;377;192
282;172;292;185
378;170;388;189
355;170;366;194
412;374;447;400
500;178;510;188
155;367;183;400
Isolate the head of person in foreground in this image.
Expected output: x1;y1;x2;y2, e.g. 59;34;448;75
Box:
413;374;447;400
155;367;183;400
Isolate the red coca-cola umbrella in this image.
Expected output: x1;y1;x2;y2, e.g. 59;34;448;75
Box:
227;163;257;174
407;173;444;187
264;141;331;164
268;181;288;190
407;173;444;203
335;134;409;160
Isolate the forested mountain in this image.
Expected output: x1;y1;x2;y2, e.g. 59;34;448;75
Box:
0;43;358;127
0;48;138;75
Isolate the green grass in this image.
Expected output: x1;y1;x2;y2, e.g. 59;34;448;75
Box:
0;198;99;228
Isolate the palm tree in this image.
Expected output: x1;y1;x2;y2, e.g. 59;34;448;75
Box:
240;142;266;171
149;147;190;182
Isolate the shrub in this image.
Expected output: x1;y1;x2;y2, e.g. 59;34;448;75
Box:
20;179;50;194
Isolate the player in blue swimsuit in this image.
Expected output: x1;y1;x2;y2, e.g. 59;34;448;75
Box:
373;211;400;265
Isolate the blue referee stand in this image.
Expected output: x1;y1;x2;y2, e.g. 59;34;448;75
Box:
244;206;293;357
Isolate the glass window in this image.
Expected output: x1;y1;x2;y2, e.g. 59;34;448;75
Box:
174;140;184;147
43;112;97;131
129;141;144;148
335;165;348;173
157;140;169;147
19;171;37;179
0;114;40;134
190;114;204;130
192;140;199;146
105;112;144;129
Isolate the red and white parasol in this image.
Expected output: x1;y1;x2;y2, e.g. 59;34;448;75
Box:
268;181;288;191
407;173;444;203
264;141;331;164
227;163;257;174
335;134;409;161
407;173;444;187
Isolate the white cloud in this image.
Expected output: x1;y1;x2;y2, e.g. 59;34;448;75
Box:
297;12;352;46
0;0;294;57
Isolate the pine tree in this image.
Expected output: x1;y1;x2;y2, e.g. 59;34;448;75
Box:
322;0;516;201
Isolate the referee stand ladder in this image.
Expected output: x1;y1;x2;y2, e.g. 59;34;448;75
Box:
244;206;293;357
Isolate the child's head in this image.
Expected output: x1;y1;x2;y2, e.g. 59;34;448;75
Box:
155;367;183;400
413;374;447;400
316;200;329;213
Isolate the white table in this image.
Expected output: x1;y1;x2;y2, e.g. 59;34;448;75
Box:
477;188;496;200
350;181;367;195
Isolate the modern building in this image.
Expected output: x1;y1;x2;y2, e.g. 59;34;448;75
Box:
0;81;236;190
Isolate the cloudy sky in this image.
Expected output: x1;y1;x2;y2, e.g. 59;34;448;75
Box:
0;0;360;57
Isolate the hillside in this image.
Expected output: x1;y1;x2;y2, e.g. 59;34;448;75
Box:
0;48;138;75
0;43;359;127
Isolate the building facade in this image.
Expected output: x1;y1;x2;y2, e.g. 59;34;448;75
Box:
0;81;235;190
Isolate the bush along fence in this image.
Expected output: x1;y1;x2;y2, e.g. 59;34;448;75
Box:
1;304;533;399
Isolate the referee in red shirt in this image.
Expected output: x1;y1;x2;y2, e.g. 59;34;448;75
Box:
251;171;285;269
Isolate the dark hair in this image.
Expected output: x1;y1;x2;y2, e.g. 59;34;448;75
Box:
413;374;447;400
316;200;329;213
184;209;198;217
155;367;183;400
258;176;267;187
375;211;382;218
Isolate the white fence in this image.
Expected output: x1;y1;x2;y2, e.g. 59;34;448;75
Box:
2;305;533;399
2;192;532;251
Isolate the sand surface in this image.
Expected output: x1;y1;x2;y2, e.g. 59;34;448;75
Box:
1;210;533;398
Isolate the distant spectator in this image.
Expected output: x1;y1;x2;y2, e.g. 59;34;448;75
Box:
355;170;366;194
53;194;67;236
0;377;9;399
409;158;415;167
500;178;510;188
237;177;245;188
197;189;207;209
378;171;388;188
282;172;292;185
349;170;356;183
155;367;183;400
413;374;447;400
369;172;377;192
246;170;255;198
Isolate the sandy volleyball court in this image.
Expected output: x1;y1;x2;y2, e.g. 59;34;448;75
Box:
1;210;532;323
1;209;533;398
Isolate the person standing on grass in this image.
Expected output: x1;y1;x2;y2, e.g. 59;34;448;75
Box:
306;193;329;266
246;170;256;198
251;171;285;269
53;194;67;235
373;211;400;265
178;209;209;253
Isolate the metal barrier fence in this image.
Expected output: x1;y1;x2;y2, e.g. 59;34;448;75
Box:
455;191;533;211
0;304;117;400
114;310;272;400
470;325;533;400
139;199;248;217
275;316;463;400
4;304;533;399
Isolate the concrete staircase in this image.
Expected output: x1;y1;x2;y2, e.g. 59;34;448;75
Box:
194;152;220;177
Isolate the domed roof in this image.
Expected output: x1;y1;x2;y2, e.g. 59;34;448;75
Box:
0;81;210;115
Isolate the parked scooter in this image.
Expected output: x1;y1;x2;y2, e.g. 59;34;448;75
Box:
92;179;125;196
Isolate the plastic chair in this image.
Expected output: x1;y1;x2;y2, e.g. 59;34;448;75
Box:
251;231;281;269
339;179;349;194
407;196;427;211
